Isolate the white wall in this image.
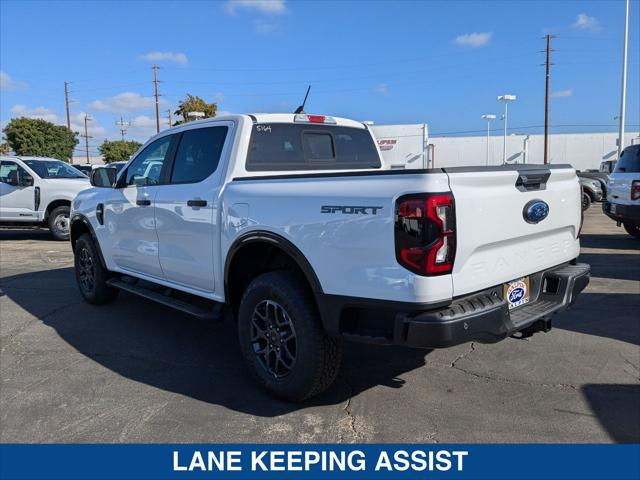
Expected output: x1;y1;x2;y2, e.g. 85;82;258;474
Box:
430;131;640;171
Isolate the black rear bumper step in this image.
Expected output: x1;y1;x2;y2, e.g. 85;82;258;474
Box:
106;278;224;321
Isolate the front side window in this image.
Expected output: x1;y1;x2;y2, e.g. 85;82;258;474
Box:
124;136;173;186
615;146;640;173
0;161;30;184
23;160;85;179
246;124;381;171
170;126;228;184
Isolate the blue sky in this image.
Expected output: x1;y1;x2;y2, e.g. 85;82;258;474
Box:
1;0;638;156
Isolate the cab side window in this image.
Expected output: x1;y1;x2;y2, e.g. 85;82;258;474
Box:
170;126;228;184
0;161;30;185
124;135;173;186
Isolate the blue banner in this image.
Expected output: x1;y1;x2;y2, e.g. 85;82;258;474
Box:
1;444;639;480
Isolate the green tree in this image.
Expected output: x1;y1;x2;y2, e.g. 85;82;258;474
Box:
173;94;217;125
98;139;142;163
0;142;10;155
3;117;78;161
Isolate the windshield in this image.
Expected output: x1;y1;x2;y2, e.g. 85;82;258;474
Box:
23;160;86;179
614;146;640;173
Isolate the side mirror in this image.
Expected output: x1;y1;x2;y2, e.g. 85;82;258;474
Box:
90;167;117;188
20;175;34;187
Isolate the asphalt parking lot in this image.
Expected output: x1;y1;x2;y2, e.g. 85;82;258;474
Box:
1;208;638;443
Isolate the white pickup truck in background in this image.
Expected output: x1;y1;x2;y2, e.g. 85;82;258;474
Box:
70;113;590;401
0;156;90;240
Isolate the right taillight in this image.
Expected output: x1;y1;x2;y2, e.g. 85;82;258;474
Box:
395;193;456;276
631;180;640;201
578;183;584;237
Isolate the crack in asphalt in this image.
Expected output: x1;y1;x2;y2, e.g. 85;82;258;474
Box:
446;341;578;390
339;375;359;442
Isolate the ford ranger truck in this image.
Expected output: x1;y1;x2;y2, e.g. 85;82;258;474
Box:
70;114;590;401
1;156;90;240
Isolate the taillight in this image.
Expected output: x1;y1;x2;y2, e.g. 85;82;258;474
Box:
631;180;640;201
578;184;584;237
395;193;456;276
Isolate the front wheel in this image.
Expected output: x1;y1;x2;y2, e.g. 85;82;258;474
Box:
623;223;640;239
74;233;119;304
48;205;71;240
237;271;342;402
581;192;591;211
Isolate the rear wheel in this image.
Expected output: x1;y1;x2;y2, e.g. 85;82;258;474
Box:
237;270;342;401
48;205;71;240
74;233;118;304
623;223;640;239
581;192;591;211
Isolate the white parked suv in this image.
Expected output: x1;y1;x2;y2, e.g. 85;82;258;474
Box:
603;145;640;238
71;113;590;400
0;156;90;240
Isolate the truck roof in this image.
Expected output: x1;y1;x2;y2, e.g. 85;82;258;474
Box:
0;155;65;162
162;113;368;131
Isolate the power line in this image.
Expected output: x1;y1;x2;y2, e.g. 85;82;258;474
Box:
115;116;130;140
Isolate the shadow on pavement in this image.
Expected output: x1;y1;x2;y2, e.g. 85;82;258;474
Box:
581;384;640;443
0;267;431;416
0;229;57;242
577;252;640;282
579;233;639;251
554;292;640;346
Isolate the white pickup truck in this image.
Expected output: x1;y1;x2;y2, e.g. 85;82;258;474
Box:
70;113;590;401
1;156;90;240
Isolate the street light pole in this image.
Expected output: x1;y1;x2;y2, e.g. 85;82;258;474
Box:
497;95;517;164
617;0;630;157
481;114;496;165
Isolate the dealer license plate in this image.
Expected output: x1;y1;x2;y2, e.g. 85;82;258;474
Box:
504;277;531;310
610;204;617;214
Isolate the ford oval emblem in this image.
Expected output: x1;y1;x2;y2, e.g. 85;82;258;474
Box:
523;199;549;224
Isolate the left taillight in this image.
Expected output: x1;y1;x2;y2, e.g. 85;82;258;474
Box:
631;180;640;201
395;193;456;276
578;183;584;237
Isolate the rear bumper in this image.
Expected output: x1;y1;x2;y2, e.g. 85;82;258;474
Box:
603;201;640;226
317;262;590;348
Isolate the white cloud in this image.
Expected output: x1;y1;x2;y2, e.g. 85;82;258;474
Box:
140;51;188;65
454;32;492;48
572;13;600;32
10;105;59;123
70;112;106;138
1;71;26;91
374;83;389;94
9;105;106;139
254;18;279;33
224;0;286;15
88;92;164;112
551;89;572;98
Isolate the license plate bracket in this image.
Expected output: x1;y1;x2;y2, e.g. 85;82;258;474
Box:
504;277;531;310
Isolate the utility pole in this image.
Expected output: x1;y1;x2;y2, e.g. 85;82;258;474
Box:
153;64;161;134
115;117;130;141
543;34;555;165
64;81;72;130
166;108;172;128
80;115;93;163
617;0;630;157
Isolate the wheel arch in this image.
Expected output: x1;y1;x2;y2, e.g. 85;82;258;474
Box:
224;231;323;315
44;198;71;219
70;214;107;268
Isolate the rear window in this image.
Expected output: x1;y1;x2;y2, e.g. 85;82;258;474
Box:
246;123;381;171
615;146;640;173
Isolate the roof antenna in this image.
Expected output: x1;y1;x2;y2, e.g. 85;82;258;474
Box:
294;85;311;114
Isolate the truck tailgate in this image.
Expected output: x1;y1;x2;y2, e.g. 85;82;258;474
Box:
445;165;581;296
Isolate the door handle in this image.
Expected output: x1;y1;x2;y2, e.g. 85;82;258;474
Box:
187;199;207;207
136;199;151;206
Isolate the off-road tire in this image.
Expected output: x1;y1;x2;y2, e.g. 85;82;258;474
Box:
237;270;342;402
623;223;640;239
48;205;71;240
74;233;118;304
